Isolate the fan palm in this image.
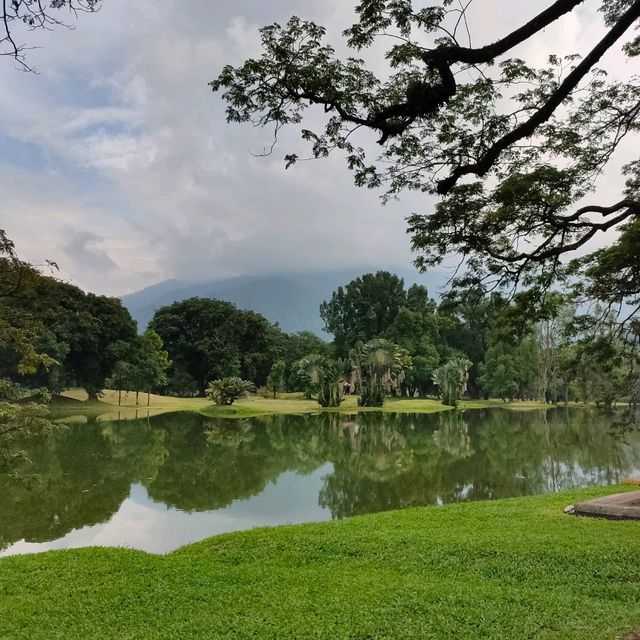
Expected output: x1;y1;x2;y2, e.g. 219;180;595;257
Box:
357;339;412;407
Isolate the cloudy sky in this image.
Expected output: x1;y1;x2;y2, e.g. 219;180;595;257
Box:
0;0;634;296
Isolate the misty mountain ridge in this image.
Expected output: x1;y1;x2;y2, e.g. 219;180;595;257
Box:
122;267;450;337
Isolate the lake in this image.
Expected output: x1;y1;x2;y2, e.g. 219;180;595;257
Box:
1;408;638;556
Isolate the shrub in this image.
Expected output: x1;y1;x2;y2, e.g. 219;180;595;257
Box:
206;377;255;406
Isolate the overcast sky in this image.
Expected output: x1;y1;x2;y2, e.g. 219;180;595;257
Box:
0;0;635;296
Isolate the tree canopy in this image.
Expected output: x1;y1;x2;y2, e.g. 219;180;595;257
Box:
320;271;409;355
149;297;288;396
212;0;640;318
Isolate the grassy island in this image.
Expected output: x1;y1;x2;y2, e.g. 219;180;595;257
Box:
1;486;639;639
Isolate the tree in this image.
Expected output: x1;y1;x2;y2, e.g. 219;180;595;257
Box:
149;298;286;396
433;357;471;408
266;360;286;399
320;272;407;355
2;231;140;400
478;345;519;402
284;330;331;362
408;352;439;397
436;287;495;397
316;358;350;408
0;233;58;472
206;377;255;406
212;1;640;315
1;0;101;72
0;230;57;377
135;330;171;406
55;289;138;400
296;355;349;407
295;353;326;399
354;338;412;407
106;360;135;407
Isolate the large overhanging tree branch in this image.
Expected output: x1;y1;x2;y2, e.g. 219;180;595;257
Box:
437;0;640;193
1;0;101;71
212;0;640;311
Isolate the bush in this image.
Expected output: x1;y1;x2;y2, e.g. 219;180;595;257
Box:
206;377;255;406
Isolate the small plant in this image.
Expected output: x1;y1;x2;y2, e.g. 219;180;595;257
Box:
206;377;255;406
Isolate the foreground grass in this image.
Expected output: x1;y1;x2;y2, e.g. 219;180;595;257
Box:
52;388;554;421
1;487;639;639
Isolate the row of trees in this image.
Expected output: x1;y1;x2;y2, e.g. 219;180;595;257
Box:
192;269;636;411
316;271;638;409
0;238;327;407
0;238;172;407
211;0;640;413
2;228;636;417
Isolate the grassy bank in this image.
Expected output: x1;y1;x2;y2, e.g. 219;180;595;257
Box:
1;486;639;639
51;388;556;421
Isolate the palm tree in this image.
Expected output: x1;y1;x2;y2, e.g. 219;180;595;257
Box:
296;354;326;399
206;377;255;406
297;355;350;407
433;358;471;408
316;358;351;408
357;339;412;407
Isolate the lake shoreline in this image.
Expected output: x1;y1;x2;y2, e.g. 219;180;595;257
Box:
51;388;581;421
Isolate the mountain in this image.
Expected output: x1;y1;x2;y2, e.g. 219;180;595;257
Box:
121;267;449;336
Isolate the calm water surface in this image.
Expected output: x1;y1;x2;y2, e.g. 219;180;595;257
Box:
1;408;638;556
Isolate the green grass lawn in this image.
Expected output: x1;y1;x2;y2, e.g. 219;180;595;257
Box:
51;388;557;421
1;487;639;639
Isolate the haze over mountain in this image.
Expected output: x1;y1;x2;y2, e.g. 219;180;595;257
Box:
122;267;449;336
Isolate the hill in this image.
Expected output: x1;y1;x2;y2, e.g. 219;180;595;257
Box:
121;267;448;336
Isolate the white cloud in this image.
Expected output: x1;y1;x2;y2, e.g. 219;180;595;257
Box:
0;0;635;296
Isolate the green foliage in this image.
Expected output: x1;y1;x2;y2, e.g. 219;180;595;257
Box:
320;271;407;355
0;232;58;377
0;265;138;399
433;357;471;408
206;377;255;406
212;2;640;322
105;361;135;404
316;358;350;408
294;353;326;399
478;344;519;402
150;298;286;396
407;352;439;397
131;330;172;403
296;355;349;407
354;338;412;407
0;379;58;474
266;360;286;399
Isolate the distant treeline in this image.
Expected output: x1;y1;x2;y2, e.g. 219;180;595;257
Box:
0;258;634;407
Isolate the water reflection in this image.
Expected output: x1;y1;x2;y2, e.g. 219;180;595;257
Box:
1;408;638;555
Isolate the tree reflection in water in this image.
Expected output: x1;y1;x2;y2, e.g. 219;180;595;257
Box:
1;408;639;550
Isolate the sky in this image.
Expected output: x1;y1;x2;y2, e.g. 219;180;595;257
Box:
0;0;635;296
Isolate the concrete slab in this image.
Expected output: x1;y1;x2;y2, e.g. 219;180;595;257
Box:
566;491;640;520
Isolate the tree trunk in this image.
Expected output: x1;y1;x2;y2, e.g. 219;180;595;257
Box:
147;389;151;406
135;390;139;405
118;389;121;406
